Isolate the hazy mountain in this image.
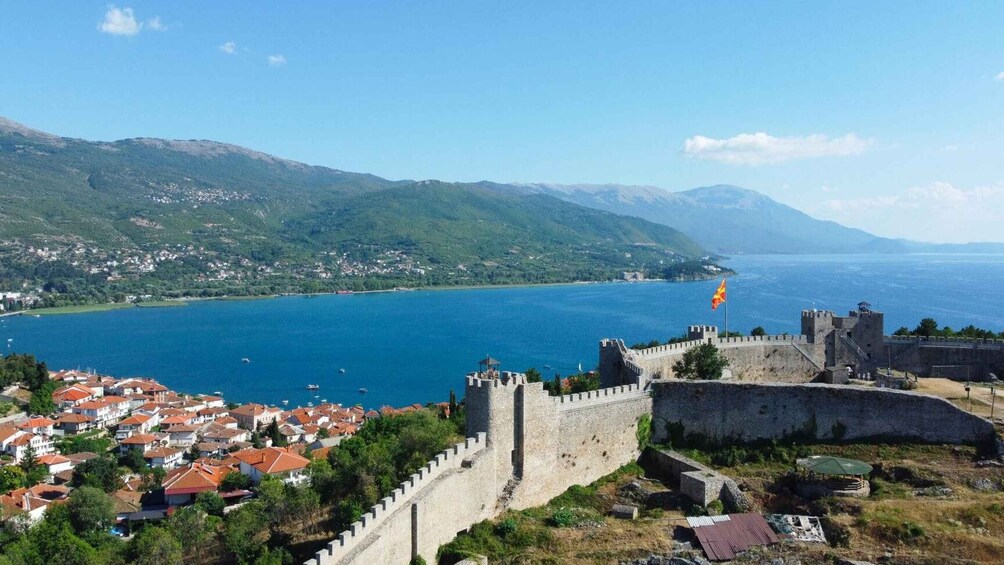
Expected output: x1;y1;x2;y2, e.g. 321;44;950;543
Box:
519;183;1003;254
0;118;708;291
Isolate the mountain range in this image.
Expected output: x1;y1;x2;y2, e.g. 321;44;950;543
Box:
0;116;999;300
0;118;710;296
517;183;1004;255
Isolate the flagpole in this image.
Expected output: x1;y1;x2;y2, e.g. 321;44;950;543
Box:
724;276;728;337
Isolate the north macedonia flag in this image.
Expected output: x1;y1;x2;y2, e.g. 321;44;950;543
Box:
711;278;727;310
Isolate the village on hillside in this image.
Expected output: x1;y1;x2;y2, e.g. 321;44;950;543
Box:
0;367;446;529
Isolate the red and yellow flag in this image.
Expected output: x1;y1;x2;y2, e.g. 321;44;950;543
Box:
711;278;727;310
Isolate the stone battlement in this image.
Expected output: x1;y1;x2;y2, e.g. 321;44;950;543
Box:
552;383;644;410
718;334;807;345
629;334;807;359
465;372;527;387
312;432;488;564
886;335;1004;349
802;309;834;318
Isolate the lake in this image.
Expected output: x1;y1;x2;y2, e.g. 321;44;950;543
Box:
3;254;1003;409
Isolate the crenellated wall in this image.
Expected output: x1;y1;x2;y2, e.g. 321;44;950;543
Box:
310;433;496;565
602;332;823;385
310;374;652;565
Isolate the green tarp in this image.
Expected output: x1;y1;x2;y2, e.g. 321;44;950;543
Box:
797;455;872;476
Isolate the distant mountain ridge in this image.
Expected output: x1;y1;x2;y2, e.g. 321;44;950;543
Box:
520;183;1004;254
0;117;711;297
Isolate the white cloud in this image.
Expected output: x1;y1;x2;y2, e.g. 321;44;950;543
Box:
220;41;237;55
147;16;165;31
996;71;1004;82
99;6;142;36
813;181;1004;242
267;54;287;66
682;132;873;165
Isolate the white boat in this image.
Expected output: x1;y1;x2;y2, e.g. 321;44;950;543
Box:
306;384;320;390
358;388;368;394
339;368;346;374
241;358;251;364
281;400;289;406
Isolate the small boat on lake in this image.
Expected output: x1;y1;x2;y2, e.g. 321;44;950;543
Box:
241;358;251;364
339;368;346;374
281;400;289;406
306;384;320;390
358;388;368;394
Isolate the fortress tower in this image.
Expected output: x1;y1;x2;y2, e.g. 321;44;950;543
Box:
801;302;884;374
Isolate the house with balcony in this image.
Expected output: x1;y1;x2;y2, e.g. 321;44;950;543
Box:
115;413;156;440
144;447;183;469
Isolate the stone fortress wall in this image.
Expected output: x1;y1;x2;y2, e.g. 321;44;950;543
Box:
651;381;996;445
309;373;652;565
310;303;999;565
602;303;1004;387
600;324;824;387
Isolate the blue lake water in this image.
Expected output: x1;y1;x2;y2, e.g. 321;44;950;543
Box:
3;254;1003;409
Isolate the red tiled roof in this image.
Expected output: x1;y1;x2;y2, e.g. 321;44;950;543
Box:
144;447;181;459
74;400;110;410
162;463;228;495
37;454;70;466
233;447;309;474
56;413;94;424
18;417;56;429
121;433;158;445
118;414;152;426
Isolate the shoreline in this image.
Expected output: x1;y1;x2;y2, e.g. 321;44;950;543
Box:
12;276;726;318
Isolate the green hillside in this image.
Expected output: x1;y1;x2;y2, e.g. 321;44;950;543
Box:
0;118;712;304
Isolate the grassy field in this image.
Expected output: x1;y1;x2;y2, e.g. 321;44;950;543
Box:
440;443;1004;565
30;303;136;316
135;300;188;308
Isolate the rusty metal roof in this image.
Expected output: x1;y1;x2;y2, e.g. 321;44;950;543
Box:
692;513;781;561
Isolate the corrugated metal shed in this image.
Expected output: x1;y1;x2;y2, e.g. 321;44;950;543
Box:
686;515;731;528
692;513;781;561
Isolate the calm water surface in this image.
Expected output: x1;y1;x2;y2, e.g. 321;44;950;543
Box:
3;254;1003;409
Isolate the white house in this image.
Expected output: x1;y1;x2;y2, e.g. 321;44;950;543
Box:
233;447;310;485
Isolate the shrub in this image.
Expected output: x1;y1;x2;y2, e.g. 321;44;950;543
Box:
550;508;576;527
409;557;426;565
494;518;517;536
706;500;724;515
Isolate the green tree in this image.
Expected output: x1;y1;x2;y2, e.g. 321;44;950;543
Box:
914;318;939;337
750;326;767;336
222;502;268;564
316;427;330;439
220;472;252;492
66;486;114;537
167;506;216;562
119;447;147;472
69;457;122;493
195;490;226;517
672;342;730;380
524;368;541;383
2;517;99;565
893;326;911;336
27;381;57;416
140;466;166;492
0;466;26;493
263;420;286;447
127;526;183;565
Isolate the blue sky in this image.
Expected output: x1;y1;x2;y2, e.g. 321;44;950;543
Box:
1;2;1002;242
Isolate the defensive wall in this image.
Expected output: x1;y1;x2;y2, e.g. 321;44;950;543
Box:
885;335;1004;381
309;372;652;565
650;381;996;446
311;303;1000;565
600;327;824;387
